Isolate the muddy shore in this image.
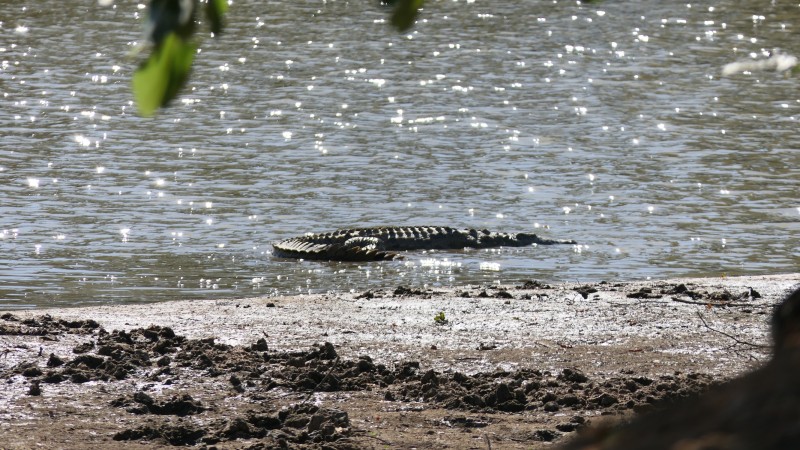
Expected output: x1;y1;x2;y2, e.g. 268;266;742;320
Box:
1;274;797;449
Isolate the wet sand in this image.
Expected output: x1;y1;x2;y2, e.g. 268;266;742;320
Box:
0;274;797;449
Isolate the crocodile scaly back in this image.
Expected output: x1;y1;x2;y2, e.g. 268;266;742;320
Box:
273;226;575;261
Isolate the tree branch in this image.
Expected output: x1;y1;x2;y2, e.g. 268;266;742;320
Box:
696;312;769;349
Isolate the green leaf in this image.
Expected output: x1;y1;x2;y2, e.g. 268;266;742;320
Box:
206;0;228;35
391;0;424;32
132;33;196;117
147;0;197;45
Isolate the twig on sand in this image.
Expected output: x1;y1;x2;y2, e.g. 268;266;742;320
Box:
696;312;769;349
672;296;761;308
300;356;341;405
485;433;492;450
354;432;393;446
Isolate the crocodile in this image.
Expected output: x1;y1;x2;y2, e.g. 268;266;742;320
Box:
272;226;576;261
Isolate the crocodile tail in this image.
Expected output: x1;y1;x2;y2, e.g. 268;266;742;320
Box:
273;240;401;261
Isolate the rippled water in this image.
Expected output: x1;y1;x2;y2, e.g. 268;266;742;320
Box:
1;0;798;308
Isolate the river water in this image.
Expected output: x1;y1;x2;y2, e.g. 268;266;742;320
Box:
1;0;798;308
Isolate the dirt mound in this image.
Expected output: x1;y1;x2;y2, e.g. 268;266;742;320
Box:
112;402;353;448
0;312;721;448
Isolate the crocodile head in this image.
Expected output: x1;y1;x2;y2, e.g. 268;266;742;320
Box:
518;232;578;246
515;232;542;245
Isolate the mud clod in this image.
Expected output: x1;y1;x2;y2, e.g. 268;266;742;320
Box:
574;286;598;299
495;290;514;299
114;392;206;416
71;341;95;354
393;286;425;296
27;380;41;396
46;353;65;367
518;280;550;289
559;368;589;384
534;429;559;441
113;422;206;446
627;288;662;299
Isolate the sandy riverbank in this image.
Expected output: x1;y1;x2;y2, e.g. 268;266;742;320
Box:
0;274;797;449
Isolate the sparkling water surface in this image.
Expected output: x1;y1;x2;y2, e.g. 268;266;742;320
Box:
1;0;798;307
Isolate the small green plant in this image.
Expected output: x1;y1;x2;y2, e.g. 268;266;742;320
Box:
434;311;448;325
